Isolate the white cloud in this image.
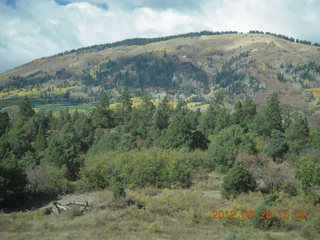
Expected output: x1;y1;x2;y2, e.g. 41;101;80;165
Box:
0;0;319;73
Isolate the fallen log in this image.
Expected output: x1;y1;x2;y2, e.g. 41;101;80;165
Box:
44;201;90;215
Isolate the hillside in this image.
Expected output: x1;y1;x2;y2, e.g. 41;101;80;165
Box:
1;33;320;239
1;32;320;114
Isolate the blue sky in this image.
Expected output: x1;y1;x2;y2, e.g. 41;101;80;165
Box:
0;0;320;73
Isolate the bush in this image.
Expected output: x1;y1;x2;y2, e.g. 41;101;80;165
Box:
111;181;126;200
81;148;200;191
26;163;71;195
0;162;28;207
252;204;281;229
221;163;256;198
208;125;256;172
294;154;320;193
236;153;292;193
281;180;299;196
251;194;281;229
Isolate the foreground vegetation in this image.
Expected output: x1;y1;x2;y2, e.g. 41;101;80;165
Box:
0;91;320;239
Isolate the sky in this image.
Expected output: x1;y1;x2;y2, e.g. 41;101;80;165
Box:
0;0;320;73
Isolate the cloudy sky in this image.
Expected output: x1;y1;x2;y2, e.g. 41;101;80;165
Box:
0;0;319;73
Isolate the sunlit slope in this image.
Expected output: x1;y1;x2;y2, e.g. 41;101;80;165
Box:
1;33;320;101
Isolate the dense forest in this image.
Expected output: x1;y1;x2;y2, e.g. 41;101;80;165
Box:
1;91;320;211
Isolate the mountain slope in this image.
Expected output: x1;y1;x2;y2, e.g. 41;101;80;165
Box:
1;32;320;107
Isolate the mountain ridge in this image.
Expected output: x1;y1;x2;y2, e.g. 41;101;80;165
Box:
1;31;320;116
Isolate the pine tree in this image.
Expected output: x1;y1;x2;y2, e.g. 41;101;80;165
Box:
198;91;230;135
312;127;320;148
222;163;256;198
154;96;171;130
74;114;95;152
33;124;47;157
232;100;244;125
198;105;215;136
18;96;35;120
44;122;83;180
214;107;231;132
159;109;193;149
232;98;256;127
242;98;257;119
140;95;155;114
264;130;288;161
92;92;113;128
0;111;9;137
208;125;256;172
263;93;283;136
117;91;133;123
286;112;310;153
122;105;154;147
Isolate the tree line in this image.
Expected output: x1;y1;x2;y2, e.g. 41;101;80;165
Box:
0;92;320;208
49;30;320;59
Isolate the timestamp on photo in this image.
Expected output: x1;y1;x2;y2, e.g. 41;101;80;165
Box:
211;210;308;220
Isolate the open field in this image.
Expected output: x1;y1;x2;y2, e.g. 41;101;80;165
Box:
1;172;319;240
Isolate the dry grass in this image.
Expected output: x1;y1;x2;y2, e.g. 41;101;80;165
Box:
0;177;319;240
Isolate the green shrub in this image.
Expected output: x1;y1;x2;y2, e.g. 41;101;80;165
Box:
252;195;281;229
26;164;71;195
294;154;320;192
111;181;126;200
252;205;281;229
221;163;256;198
80;161;110;189
208;125;256;172
82;148;198;191
281;181;299;196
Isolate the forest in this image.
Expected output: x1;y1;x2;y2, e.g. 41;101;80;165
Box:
0;91;320;238
1;91;320;202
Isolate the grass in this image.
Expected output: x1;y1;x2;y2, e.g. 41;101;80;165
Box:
1;171;319;240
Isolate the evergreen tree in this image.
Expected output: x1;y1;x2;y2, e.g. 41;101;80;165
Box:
250;114;268;136
263;93;283;136
26;112;49;141
285;112;310;154
0;111;9;137
73;114;95;152
233;98;257;128
242;97;257;119
185;108;200;130
6;126;32;160
33;124;47;157
0;160;27;206
214;107;231;132
311;127;320;148
198;91;230;135
18;96;35;120
44;122;83;180
116;91;133;123
264;130;288;161
198;105;215;136
154;96;171;130
92;92;114;128
232;100;244;125
159;109;193;149
295;156;320;192
140;95;155;115
208;125;256;172
57;109;72;129
222;163;257;198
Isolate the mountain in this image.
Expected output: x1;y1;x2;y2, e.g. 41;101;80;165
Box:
1;31;320;114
